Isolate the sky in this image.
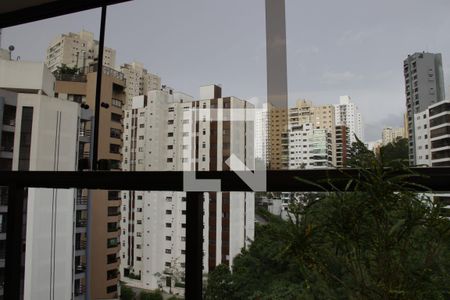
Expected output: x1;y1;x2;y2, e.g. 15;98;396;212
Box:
3;0;450;141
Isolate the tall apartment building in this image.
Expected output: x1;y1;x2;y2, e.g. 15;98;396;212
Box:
288;123;332;169
120;85;255;295
287;99;336;166
404;52;445;166
335;125;350;168
254;103;268;164
46;30;116;72
334;96;364;144
120;61;161;108
267;105;288;169
382;127;406;146
0;57;84;300
429;100;450;167
55;63;125;299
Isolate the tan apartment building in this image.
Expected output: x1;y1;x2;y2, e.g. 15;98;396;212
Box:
289;99;337;165
55;63;125;299
120;61;161;108
46;30;116;73
267;105;288;169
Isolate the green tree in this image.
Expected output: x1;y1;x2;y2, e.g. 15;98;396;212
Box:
205;264;235;299
54;63;80;75
379;137;408;164
139;290;163;300
206;144;450;299
120;285;136;300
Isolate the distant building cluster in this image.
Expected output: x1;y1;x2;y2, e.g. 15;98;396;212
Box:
255;96;363;169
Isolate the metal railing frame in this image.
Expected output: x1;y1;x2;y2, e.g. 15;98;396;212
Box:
1;168;450;299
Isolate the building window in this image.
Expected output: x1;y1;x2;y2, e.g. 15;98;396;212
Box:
106;285;117;294
111;99;122;108
111;113;121;123
110;144;120;154
136;257;142;261
165;262;171;267
165;223;172;228
166;210;172;215
165;249;171;254
110;128;121;139
139;124;144;128
168;132;174;137
166;236;171;241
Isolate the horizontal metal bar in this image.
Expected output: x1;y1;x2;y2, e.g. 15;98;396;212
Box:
0;168;449;192
0;0;132;28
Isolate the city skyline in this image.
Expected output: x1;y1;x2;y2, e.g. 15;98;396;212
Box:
4;0;450;141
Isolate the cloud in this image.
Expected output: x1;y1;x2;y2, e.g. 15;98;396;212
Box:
247;96;265;108
321;71;363;84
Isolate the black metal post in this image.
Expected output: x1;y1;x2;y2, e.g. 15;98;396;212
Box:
185;192;203;299
4;185;24;300
92;5;107;171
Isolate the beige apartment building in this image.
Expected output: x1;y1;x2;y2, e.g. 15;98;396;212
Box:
120;61;161;108
382;127;406;146
288;99;337;165
46;30;116;72
55;63;125;299
267;105;288;169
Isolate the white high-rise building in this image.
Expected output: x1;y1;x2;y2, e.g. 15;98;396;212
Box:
45;29;116;72
288;123;332;169
334;96;364;144
120;61;161;108
120;85;255;295
254;103;268;164
0;57;82;300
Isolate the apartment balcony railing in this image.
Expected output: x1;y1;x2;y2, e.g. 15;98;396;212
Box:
54;73;87;82
2;118;15;127
75;240;87;251
0;169;449;300
0;146;13;152
74;284;86;296
79;129;92;138
76;196;88;206
75;263;86;274
76;219;88;228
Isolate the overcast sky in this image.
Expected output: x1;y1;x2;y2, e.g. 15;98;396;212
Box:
3;0;450;141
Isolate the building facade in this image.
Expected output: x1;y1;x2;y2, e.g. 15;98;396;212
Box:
429;100;450;167
46;30;116;73
404;52;445;166
334;95;364;144
120;61;161;108
55;63;125;299
0;57;85;300
382;127;406;146
120;85;255;295
288;123;332;169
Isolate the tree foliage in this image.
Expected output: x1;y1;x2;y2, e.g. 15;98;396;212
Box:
206;143;450;299
54;63;80;75
139;290;163;300
120;285;135;300
379;138;409;164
